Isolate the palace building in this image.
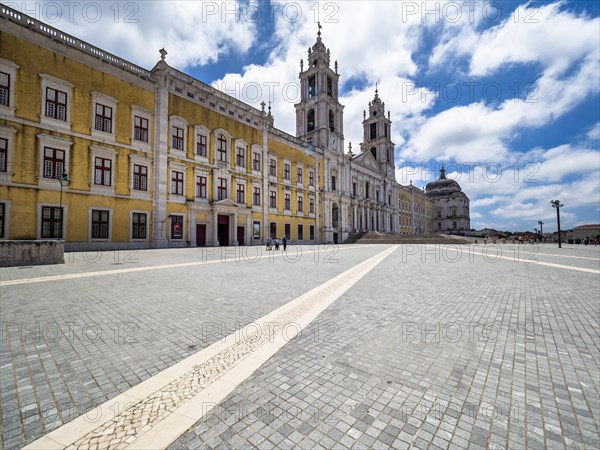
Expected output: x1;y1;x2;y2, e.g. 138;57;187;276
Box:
0;5;464;249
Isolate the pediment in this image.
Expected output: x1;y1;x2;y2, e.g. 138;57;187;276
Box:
352;151;383;175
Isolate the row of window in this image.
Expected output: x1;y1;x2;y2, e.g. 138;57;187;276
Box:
265;221;315;241
37;206;147;240
0;66;316;182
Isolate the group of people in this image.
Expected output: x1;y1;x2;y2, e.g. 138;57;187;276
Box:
265;236;287;251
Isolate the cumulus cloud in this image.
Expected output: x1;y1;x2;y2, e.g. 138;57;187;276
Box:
6;0;258;69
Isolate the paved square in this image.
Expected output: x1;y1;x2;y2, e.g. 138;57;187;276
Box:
1;243;599;449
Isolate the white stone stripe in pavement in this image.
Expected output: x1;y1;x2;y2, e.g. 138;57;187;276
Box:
430;245;600;274
0;245;370;287
22;245;399;450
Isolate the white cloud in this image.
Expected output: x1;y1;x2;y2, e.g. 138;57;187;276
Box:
7;1;258;69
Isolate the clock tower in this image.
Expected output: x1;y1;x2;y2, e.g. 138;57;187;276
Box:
295;26;344;153
360;87;396;181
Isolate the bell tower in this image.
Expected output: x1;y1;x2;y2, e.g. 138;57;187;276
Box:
360;87;396;180
295;24;344;153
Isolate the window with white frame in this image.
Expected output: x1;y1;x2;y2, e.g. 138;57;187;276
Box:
216;133;228;162
253;187;261;206
297;166;303;184
0;126;15;179
236;183;245;204
41;206;63;239
236;146;246;168
133;164;148;191
91;209;110;239
297;195;304;213
196;133;207;157
309;170;315;186
90;146;115;194
269;158;277;177
91;92;117;139
196;175;207;198
170;117;188;153
131;106;152;150
309;197;315;214
42;146;65;180
37;134;72;189
40;74;73;129
270;190;277;208
217;177;228;200
252;151;261;171
171;170;184;195
284;193;291;210
0;57;19;115
284;163;291;180
131;212;147;240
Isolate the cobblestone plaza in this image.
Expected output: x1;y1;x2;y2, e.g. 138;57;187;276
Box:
1;243;599;449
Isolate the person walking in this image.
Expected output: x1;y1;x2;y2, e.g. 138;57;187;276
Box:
282;235;287;251
266;236;272;251
275;238;280;251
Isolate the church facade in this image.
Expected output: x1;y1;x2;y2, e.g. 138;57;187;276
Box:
0;5;466;249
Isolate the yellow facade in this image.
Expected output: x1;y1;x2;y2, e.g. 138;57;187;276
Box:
0;7;320;249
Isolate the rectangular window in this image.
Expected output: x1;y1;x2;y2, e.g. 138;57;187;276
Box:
331;176;336;191
236;147;245;167
370;123;377;140
309;225;315;241
41;206;62;239
0;72;9;107
133;164;148;191
171;216;183;239
171;170;183;195
253;187;261;206
365;182;370;199
298;224;304;241
353;182;357;196
284;163;291;180
236;183;245;204
196;176;207;198
0;203;5;238
309;171;315;186
134;116;149;142
252;152;261;171
284;193;291;210
45;87;67;121
218;177;227;200
284;223;291;239
0;138;7;172
327;77;333;96
94;157;112;186
297;196;304;212
217;134;228;162
196;134;207;157
172;126;184;150
95;104;112;133
297;167;303;184
309;197;315;214
269;159;276;176
43;147;65;179
91;209;109;239
270;191;277;208
132;212;147;239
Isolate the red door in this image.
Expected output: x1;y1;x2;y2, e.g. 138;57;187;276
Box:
196;224;206;247
237;226;245;246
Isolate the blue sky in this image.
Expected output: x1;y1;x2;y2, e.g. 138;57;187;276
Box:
6;0;599;232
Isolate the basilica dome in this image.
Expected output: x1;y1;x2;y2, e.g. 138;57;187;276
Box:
425;167;463;197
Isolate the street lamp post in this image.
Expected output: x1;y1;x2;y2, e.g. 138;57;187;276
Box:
58;172;70;239
550;200;563;248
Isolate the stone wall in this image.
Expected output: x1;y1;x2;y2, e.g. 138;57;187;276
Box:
0;240;65;267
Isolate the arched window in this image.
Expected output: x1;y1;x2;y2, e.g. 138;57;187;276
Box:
307;109;315;132
370;147;377;159
329;110;335;132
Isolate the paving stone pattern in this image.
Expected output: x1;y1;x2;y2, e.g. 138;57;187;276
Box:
0;245;385;449
167;245;600;449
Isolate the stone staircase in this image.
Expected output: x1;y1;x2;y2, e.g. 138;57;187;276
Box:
348;231;471;245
